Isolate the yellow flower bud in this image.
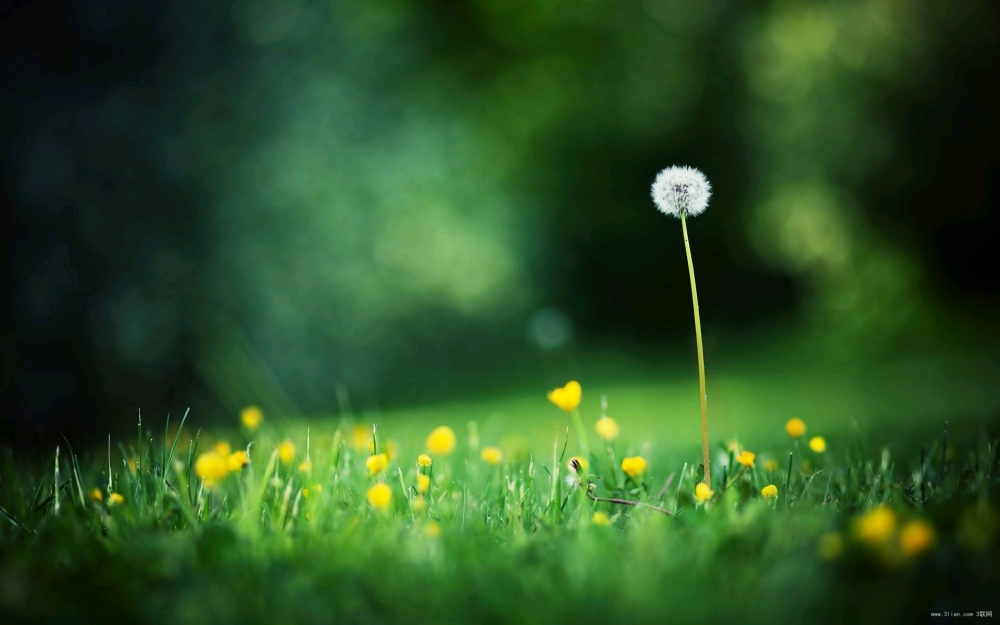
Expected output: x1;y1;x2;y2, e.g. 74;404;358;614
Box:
277;440;296;464
695;482;714;503
786;418;806;438
416;474;431;494
366;483;392;511
809;436;826;453
417;454;432;467
426;426;456;456
761;484;778;499
594;417;619;441
240;406;263;430
366;453;389;475
592;511;612;526
547;381;582;412
480;446;502;466
737;451;755;467
620;456;647;478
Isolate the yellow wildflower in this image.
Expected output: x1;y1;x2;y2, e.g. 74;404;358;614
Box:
761;484;778;499
367;482;392;510
195;451;229;482
547;381;582;412
594;416;619;441
302;488;310;498
383;439;399;460
899;520;935;556
424;521;441;538
366;453;389;475
426;426;456;456
786;417;806;438
240;406;263;430
227;450;248;472
417;454;432;467
737;451;755;467
480;446;502;466
213;441;231;457
277;440;296;464
592;511;612;526
410;496;427;513
89;488;103;503
764;459;778;472
695;482;714;503
818;532;844;560
853;506;896;544
314;484;323;493
416;474;431;494
298;459;312;473
351;425;371;451
809;436;826;453
108;493;124;505
620;456;647;478
569;456;589;471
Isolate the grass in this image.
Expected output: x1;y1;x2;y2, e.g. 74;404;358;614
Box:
1;354;999;624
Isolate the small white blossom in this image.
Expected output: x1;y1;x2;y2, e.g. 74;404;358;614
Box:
565;473;582;490
651;165;711;218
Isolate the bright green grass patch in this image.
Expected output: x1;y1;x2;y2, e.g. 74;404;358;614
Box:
0;354;998;624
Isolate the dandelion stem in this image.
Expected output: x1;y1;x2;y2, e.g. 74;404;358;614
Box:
681;214;710;486
569;409;590;457
585;483;672;516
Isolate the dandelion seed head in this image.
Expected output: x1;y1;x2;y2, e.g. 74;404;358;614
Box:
565;473;582;490
651;165;711;218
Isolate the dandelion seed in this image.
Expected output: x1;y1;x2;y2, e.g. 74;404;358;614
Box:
620;456;647;479
809;436;826;453
651;165;712;218
853;506;896;544
594;416;619;441
417;454;433;467
899;520;935;556
786;418;806;438
89;488;103;503
426;426;456;456
761;484;778;499
818;532;844;560
367;483;392;511
695;482;714;503
195;451;229;482
366;453;389;475
277;440;296;464
108;493;124;506
227;450;248;472
565;473;582;490
592;511;612;526
240;406;263;430
480;446;502;466
547;381;582;412
737;451;755;468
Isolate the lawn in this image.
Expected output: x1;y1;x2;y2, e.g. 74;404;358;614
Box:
1;350;998;624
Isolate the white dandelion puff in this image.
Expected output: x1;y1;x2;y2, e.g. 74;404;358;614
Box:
565;473;582;490
651;165;712;218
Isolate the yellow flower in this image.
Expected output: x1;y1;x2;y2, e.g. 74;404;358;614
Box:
416;474;431;494
426;426;456;455
695;482;714;503
761;484;778;499
424;520;441;537
737;451;755;467
227;450;248;472
547;381;582;412
383;439;399;461
763;459;778;472
568;456;589;471
594;416;619;441
366;453;389;475
214;441;232;457
417;454;432;467
410;496;427;513
592;511;612;526
277;440;296;464
480;446;502;466
240;406;263;430
620;456;647;478
818;532;844;560
853;506;897;544
809;436;826;453
298;459;312;473
89;488;103;503
899;520;935;556
314;484;323;493
302;488;310;498
367;483;392;511
108;493;124;505
351;425;371;451
786;417;806;438
195;451;229;481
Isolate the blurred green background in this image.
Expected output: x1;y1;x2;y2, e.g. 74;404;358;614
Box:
2;0;999;444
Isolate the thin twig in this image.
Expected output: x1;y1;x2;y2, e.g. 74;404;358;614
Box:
586;483;672;516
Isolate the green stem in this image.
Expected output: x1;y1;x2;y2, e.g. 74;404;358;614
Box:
570;409;590;457
681;215;710;487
